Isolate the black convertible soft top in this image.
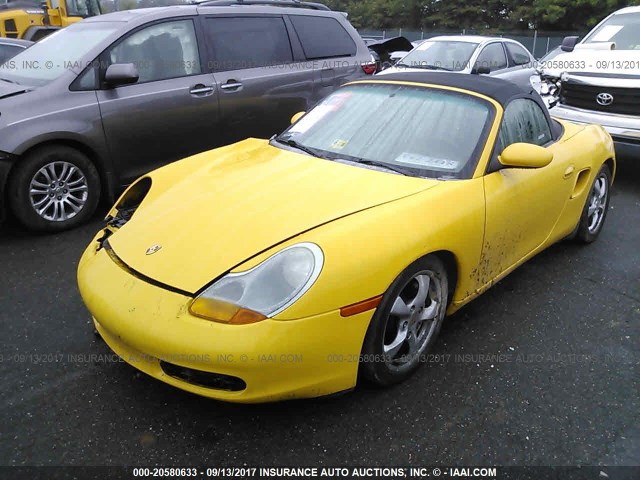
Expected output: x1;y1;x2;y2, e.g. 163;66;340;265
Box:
365;71;562;138
369;71;535;107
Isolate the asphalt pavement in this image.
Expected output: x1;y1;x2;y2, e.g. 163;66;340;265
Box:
0;158;638;471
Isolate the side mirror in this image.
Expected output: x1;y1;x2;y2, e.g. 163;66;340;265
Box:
498;143;553;169
560;36;579;52
290;111;305;125
472;64;491;75
105;63;139;88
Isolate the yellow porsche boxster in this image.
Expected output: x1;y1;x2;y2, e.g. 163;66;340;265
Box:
78;73;615;403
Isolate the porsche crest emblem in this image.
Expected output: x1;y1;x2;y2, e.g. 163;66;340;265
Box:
145;244;162;255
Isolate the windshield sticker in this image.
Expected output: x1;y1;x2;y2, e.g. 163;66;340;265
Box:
289;93;351;134
591;25;623;42
393;152;459;170
330;139;348;150
289;105;333;134
325;91;352;109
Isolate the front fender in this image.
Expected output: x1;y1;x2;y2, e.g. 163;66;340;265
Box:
0;87;111;177
257;178;487;321
589;124;616;180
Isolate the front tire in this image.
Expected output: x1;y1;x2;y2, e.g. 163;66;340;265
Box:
575;164;611;243
361;255;448;386
8;146;101;232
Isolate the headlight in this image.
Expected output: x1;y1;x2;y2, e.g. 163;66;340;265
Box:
529;74;542;92
537;74;561;108
189;243;323;324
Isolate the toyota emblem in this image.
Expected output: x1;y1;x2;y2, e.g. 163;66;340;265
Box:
145;244;162;255
596;92;614;106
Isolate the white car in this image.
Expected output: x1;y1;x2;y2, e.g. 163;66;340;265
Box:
378;35;537;90
0;38;33;65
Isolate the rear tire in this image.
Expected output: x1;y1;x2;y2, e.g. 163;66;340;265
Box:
8;146;101;232
574;164;611;244
361;255;448;387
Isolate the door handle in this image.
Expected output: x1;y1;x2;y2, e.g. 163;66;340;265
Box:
189;84;214;95
220;81;243;91
563;165;575;179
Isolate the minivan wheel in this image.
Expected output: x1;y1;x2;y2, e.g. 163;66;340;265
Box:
8;146;101;232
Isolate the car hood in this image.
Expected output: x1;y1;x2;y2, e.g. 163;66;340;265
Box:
109;139;440;293
541;49;640;77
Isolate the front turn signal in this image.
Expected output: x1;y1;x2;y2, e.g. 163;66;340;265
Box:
189;297;267;325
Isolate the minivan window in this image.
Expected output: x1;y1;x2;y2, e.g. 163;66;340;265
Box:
0;22;118;87
107;20;201;84
290;15;356;59
71;63;99;90
205;17;293;71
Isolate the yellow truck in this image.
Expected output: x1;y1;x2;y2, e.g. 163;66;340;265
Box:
0;0;101;40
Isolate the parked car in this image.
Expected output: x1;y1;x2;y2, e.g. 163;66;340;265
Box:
361;37;379;45
529;45;564;97
365;36;414;71
0;37;32;64
78;72;615;403
378;35;537;90
0;0;374;232
536;6;640;159
389;39;429;66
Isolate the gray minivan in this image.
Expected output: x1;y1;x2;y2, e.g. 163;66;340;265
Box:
0;1;374;231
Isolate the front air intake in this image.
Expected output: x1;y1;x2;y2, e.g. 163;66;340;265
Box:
160;361;246;391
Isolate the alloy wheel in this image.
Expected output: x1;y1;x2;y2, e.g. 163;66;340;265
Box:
29;161;89;222
587;174;608;234
383;270;444;371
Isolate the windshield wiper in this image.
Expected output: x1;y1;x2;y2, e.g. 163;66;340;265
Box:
396;63;452;71
0;77;19;85
274;138;412;176
275;137;327;159
349;159;412;176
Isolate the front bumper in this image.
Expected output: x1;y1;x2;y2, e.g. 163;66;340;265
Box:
550;105;640;159
77;239;372;403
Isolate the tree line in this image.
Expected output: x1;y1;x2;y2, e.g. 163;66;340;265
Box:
324;0;640;32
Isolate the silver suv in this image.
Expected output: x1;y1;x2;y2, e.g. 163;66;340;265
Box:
0;0;374;231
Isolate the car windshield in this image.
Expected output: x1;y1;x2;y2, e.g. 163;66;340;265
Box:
583;11;640;50
276;83;494;180
0;22;118;87
396;40;479;71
